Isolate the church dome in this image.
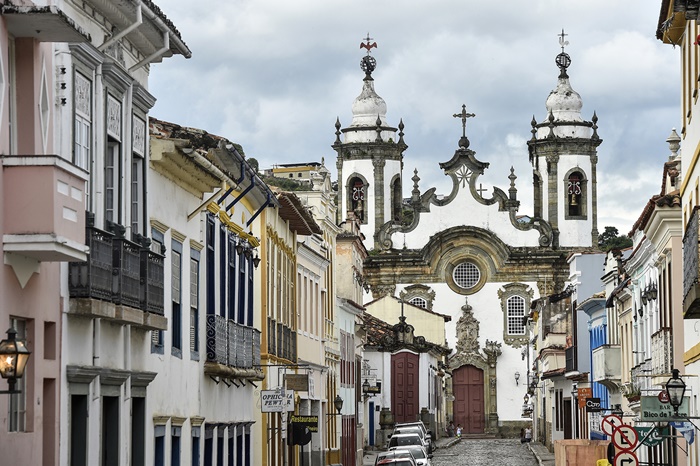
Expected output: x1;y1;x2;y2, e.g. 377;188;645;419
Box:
350;79;388;127
545;76;583;122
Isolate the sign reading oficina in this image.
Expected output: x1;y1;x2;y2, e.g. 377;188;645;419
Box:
261;389;294;413
640;395;690;421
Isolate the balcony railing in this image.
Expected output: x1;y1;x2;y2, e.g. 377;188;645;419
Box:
69;219;165;318
591;344;621;383
206;314;261;368
267;317;297;362
651;327;672;376
683;206;700;317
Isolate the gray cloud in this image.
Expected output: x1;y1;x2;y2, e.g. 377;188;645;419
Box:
150;0;678;234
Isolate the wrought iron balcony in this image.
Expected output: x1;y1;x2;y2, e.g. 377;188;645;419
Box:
68;219;165;329
684;206;700;317
651;327;672;376
205;314;263;380
591;344;621;386
267;317;297;362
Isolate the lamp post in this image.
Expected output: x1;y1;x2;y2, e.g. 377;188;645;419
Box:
0;328;31;394
666;369;686;415
665;369;685;466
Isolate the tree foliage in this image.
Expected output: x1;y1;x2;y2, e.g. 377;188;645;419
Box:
598;226;632;251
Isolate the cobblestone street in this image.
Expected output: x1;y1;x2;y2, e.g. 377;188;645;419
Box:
430;439;539;466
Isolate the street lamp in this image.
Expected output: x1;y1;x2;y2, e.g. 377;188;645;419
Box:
0;328;31;394
515;371;520;386
334;394;343;414
666;369;686;415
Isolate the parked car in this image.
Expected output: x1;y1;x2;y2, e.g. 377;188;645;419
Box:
391;425;433;453
374;450;416;466
387;433;425;451
376;458;417;466
395;422;435;452
388;446;432;466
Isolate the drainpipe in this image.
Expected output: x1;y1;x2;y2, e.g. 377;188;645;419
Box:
130;31;169;72
98;0;143;51
129;2;192;72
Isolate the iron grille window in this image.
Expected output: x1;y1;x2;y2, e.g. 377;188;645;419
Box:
409;297;427;309
507;296;526;335
453;262;480;289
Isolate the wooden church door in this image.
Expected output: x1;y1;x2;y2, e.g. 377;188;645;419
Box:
453;365;485;434
391;352;419;423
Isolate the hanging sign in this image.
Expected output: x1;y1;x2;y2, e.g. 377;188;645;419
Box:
635;426;667;447
585;397;602;413
578;388;593;408
640;396;690;421
261;389;294;413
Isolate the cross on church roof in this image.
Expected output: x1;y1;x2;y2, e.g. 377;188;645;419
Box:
558;29;569;52
360;33;377;54
453;104;475;138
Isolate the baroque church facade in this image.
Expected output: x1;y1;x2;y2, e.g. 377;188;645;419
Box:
333;37;601;436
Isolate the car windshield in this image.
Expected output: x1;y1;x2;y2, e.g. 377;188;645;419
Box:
395;428;424;438
391;436;421;446
405;447;426;459
376;451;412;465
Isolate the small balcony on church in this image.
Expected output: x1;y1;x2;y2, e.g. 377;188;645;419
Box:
591;344;621;388
683;206;700;318
2;155;89;271
68;215;166;330
204;315;263;382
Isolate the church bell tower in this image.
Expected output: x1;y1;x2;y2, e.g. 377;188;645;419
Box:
527;32;601;248
333;35;407;248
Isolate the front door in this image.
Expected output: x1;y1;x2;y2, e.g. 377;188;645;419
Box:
453;365;484;434
392;352;419;423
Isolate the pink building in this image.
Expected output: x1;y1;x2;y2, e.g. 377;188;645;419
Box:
0;2;189;465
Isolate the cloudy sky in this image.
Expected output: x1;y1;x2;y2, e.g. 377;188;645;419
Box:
149;0;679;235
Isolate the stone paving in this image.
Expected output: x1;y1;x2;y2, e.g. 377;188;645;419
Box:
364;437;542;466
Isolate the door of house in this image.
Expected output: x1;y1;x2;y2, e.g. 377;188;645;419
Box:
392;352;419;423
563;398;573;438
453;365;485;434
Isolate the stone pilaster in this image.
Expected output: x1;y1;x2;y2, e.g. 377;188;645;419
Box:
373;157;386;246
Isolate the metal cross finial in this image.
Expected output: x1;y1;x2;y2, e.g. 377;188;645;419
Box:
558;29;569;52
453;104;475;138
360;33;378;55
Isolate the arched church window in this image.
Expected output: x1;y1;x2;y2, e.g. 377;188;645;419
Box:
565;170;587;219
453;262;480;290
391;176;402;222
409;297;427;309
506;296;526;335
347;176;368;224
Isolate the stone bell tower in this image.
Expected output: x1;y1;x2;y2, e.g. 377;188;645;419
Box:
333;35;407;248
527;31;601;248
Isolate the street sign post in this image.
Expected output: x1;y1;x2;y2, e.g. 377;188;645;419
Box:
601;414;623;436
614;451;638;466
612;425;638;451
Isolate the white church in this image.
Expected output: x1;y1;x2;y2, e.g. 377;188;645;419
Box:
333;36;601;437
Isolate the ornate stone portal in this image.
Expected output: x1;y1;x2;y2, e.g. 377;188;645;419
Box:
448;298;502;434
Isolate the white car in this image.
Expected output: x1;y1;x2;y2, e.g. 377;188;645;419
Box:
391;425;433;453
389;446;432;466
387;432;425;451
394;422;435;452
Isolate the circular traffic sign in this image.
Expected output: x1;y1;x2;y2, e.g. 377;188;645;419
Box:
658;390;670;403
602;414;623;436
614;450;638;466
612;425;638;451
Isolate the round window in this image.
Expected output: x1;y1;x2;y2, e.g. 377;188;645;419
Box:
452;262;481;289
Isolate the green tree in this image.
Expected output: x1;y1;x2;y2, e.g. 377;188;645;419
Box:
598;226;632;251
248;157;259;174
